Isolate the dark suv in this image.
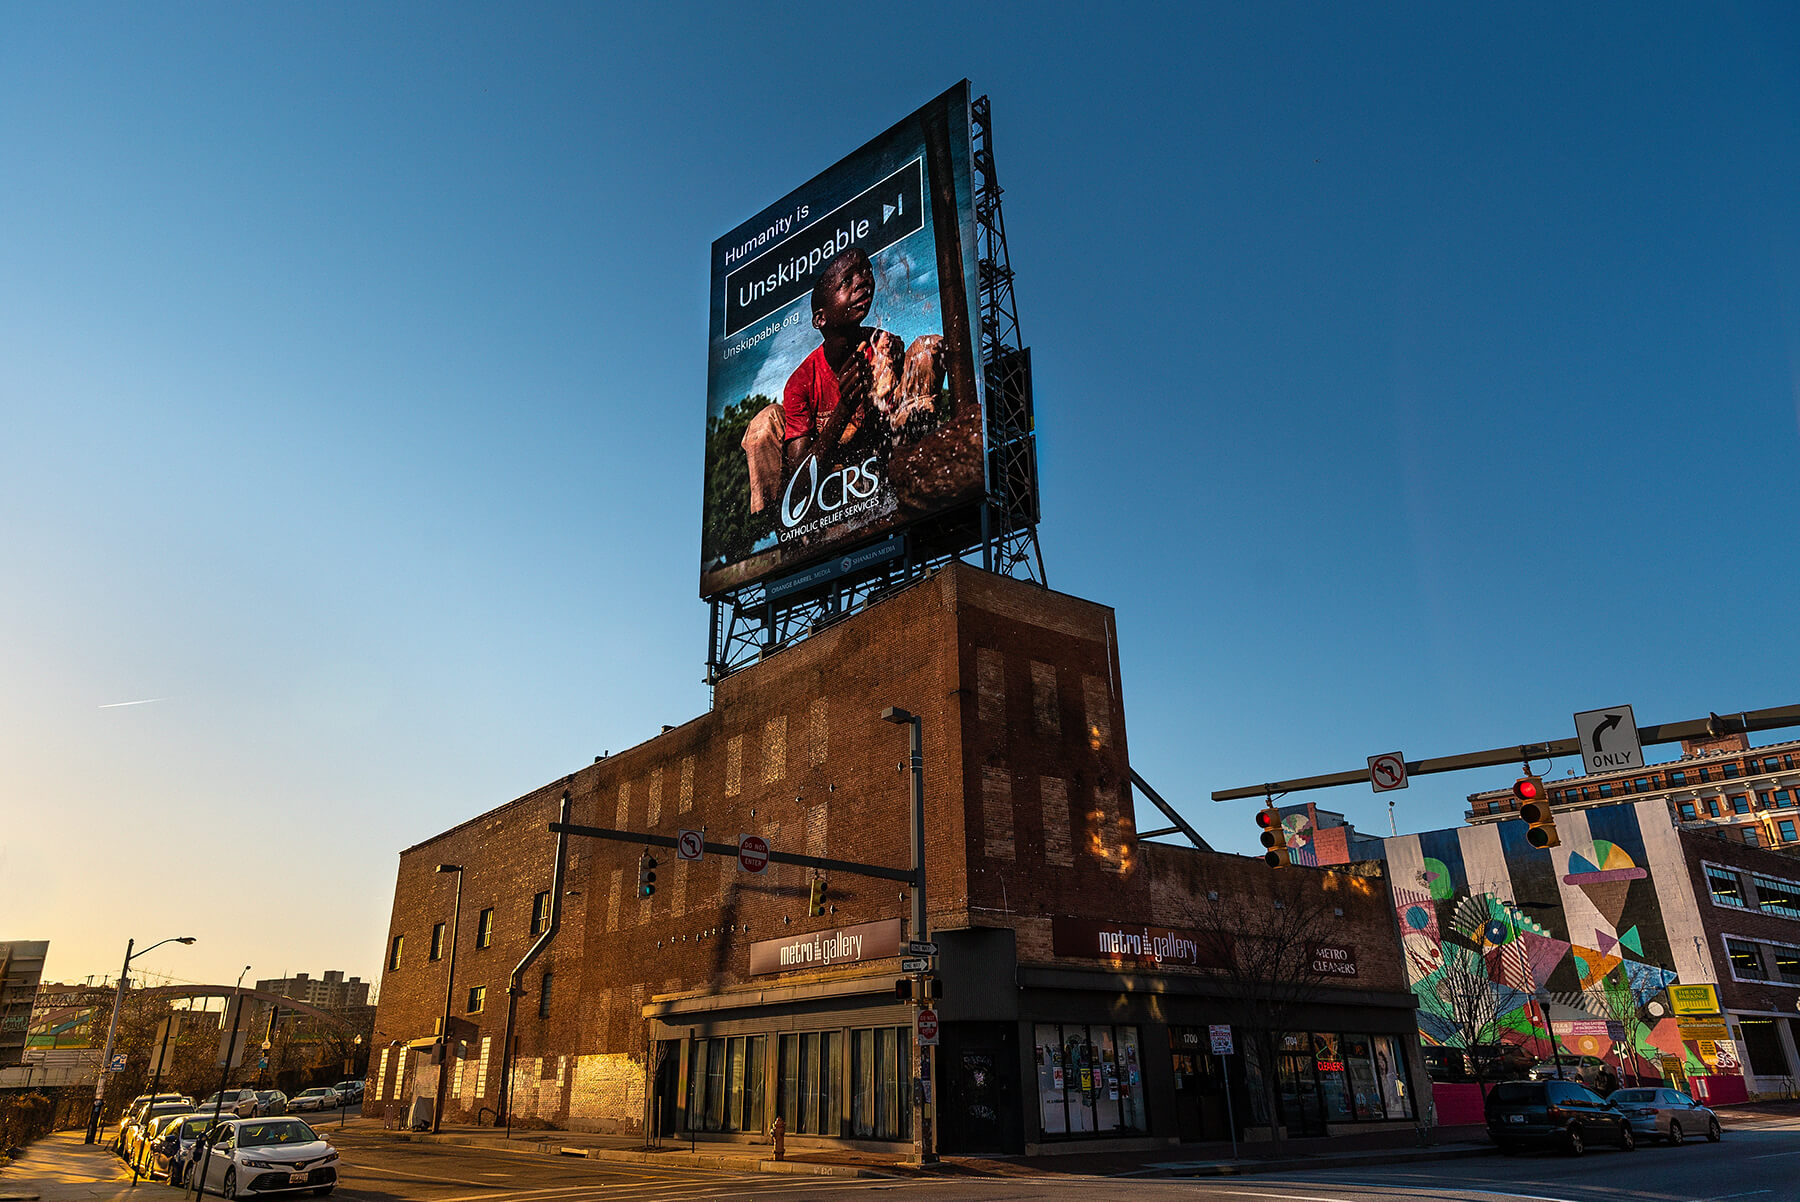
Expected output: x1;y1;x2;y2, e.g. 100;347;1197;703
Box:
1486;1079;1635;1155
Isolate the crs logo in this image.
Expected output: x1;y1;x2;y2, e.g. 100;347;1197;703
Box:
781;454;882;527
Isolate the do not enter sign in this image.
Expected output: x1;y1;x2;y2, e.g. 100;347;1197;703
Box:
738;833;769;873
916;1007;940;1047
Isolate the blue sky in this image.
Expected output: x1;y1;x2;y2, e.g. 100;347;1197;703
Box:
3;4;1796;988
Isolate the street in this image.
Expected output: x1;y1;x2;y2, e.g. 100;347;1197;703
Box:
11;1111;1800;1202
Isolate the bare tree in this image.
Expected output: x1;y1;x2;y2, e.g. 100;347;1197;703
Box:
1194;870;1343;1155
1411;941;1506;1094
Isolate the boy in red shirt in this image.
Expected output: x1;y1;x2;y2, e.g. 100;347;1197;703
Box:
781;248;902;473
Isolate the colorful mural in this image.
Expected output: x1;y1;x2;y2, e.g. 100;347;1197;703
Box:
1375;801;1717;1082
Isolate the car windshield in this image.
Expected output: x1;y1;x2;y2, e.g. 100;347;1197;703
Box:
236;1120;317;1147
178;1118;214;1139
1610;1089;1656;1102
300;1089;327;1097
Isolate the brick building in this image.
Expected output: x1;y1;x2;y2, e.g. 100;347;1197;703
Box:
254;971;370;1012
370;565;1424;1152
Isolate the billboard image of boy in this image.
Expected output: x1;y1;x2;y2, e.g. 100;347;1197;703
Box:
701;83;984;598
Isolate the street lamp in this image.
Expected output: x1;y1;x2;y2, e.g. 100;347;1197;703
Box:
432;863;464;1134
86;935;196;1143
880;706;935;1166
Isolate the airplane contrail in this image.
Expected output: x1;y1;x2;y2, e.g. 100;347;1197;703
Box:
98;697;170;709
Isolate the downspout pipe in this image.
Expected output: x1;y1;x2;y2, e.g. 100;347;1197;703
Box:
497;789;571;1135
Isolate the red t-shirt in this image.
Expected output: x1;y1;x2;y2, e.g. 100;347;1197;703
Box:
783;343;874;442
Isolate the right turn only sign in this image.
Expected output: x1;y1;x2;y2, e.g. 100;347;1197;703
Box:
1575;705;1644;773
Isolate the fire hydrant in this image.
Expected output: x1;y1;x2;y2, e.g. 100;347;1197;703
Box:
769;1114;786;1161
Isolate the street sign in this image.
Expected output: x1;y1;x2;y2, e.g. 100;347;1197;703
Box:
1368;753;1408;793
906;940;938;956
1696;1039;1718;1058
1678;1022;1729;1041
916;1007;940;1047
1575;705;1644;773
900;957;931;973
737;833;769;873
676;829;705;862
1209;1024;1234;1056
1668;983;1720;1016
109;1054;127;1073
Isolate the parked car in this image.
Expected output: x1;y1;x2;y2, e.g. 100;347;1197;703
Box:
1526;1054;1608;1087
289;1088;339;1114
1607;1086;1723;1145
131;1112;191;1175
193;1116;339;1198
196;1089;260;1119
254;1090;290;1116
117;1099;195;1158
331;1081;363;1105
1487;1079;1636;1155
154;1113;224;1186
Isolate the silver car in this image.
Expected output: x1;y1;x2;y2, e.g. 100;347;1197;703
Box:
288;1088;338;1114
1608;1086;1722;1145
152;1112;224;1186
193;1116;339;1198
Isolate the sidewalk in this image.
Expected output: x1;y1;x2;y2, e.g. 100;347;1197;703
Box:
0;1130;135;1202
366;1118;1495;1179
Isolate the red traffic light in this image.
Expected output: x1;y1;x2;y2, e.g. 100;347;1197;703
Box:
1256;808;1278;829
1512;775;1545;803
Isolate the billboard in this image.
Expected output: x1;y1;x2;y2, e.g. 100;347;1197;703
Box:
701;82;985;598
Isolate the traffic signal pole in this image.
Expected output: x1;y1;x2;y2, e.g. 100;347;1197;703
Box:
1210;704;1800;801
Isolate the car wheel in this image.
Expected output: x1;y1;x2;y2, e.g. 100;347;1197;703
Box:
1667;1119;1683;1145
223;1168;238;1201
1708;1117;1721;1142
1567;1124;1585;1156
1619;1125;1636;1151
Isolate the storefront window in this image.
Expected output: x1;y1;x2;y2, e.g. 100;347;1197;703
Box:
687;1035;765;1133
1313;1033;1353;1122
1373;1035;1413;1119
1341;1035;1383;1120
850;1026;911;1141
778;1030;841;1136
1032;1022;1146;1139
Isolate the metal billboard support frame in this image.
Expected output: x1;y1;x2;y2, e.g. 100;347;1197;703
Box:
705;92;1044;685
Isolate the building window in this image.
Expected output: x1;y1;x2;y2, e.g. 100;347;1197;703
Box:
1598;784;1613;797
531;891;551;936
850;1027;913;1141
1776;790;1793;808
1708;866;1747;908
1782;821;1799;845
388;936;404;971
1763;758;1781;773
1731;795;1751;815
688;1035;766;1134
1786;756;1796;770
1724;763;1741;778
776;1031;841;1136
1679;803;1698;821
1727;938;1765;979
1755;874;1800;919
1033;1022;1147;1137
1744;827;1760;845
538;971;553;1019
1670;770;1687;785
1706;798;1721;817
1700;768;1712;782
477;908;494;949
429;923;446;961
1773;948;1800;985
467;985;485;1013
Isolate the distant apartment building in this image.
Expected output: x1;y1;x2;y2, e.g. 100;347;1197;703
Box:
1466;730;1800;850
254;971;370;1011
0;941;50;1068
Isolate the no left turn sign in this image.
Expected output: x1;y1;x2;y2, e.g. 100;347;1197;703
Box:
1368;753;1408;792
676;829;704;862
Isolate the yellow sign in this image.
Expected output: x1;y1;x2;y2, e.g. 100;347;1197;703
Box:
1668;983;1720;1016
1659;1055;1685;1074
1697;1039;1718;1058
1678;1022;1729;1040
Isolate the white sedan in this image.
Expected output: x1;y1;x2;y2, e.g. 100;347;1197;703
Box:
288;1088;339;1114
193;1117;338;1198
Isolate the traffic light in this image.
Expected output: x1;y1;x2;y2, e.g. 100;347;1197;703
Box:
1514;774;1560;848
807;876;828;918
895;978;913;1002
1258;804;1289;868
638;853;657;897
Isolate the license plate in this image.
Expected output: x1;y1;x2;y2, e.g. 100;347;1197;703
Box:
289;1172;309;1183
1507;1114;1525;1123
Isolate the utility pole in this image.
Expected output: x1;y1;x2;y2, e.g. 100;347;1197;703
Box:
883;706;935;1166
87;935;196;1143
433;863;464;1134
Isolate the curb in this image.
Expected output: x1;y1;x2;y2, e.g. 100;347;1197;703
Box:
383;1132;885;1179
1;1194;44;1201
1132;1144;1494;1178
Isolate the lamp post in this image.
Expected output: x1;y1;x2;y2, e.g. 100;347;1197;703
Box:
432;863;464;1134
86;935;196;1143
880;706;934;1165
192;966;251;1202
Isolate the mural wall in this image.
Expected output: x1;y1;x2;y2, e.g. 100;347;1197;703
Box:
1367;800;1722;1081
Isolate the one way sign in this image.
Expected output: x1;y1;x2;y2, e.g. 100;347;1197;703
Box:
1575;705;1644;773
